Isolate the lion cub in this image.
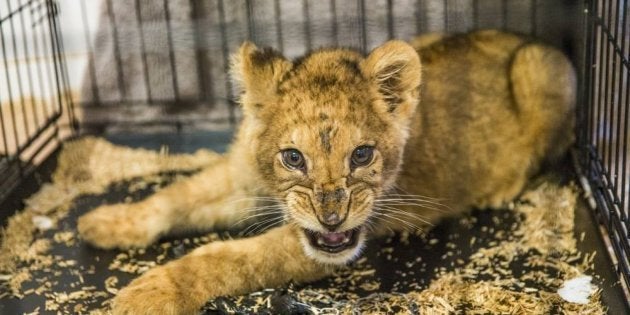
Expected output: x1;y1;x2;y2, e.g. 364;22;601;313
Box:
78;30;575;314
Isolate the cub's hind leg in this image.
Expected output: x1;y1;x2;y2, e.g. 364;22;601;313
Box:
78;156;258;249
510;43;577;163
476;43;577;209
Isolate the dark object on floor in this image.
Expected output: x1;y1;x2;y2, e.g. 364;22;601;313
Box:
268;285;316;315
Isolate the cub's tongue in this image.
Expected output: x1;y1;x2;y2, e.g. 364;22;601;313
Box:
306;229;358;253
320;232;346;245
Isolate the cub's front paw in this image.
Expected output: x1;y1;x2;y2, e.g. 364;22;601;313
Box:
111;266;199;315
78;203;160;249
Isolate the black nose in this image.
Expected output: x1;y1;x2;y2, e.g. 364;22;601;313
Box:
319;212;345;231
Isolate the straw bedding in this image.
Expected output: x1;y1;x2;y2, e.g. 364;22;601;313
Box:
0;137;605;314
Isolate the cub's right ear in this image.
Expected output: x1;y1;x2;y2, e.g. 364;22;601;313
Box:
231;42;292;114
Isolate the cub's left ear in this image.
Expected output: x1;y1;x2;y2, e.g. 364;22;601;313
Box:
360;40;422;118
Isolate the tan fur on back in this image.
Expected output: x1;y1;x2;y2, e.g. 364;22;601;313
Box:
76;30;576;314
401;30;575;214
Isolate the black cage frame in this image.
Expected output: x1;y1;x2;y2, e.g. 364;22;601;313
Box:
577;0;630;295
0;0;628;307
0;0;76;203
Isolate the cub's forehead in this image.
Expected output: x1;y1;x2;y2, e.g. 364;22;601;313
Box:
286;121;365;153
278;49;368;94
273;91;374;130
271;51;376;121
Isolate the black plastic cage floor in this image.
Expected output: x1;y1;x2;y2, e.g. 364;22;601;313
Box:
0;132;628;314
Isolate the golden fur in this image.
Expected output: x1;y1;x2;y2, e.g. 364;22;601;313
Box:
77;30;576;314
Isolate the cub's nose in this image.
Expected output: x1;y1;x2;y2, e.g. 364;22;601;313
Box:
317;187;347;204
319;212;345;231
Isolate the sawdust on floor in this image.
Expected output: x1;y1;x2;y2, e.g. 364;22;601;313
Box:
0;137;607;314
0;137;220;313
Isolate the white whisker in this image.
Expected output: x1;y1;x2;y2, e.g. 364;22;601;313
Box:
382;193;445;201
375;197;450;208
374;205;434;226
372;214;416;233
221;196;283;206
233;205;285;214
374;199;451;213
245;216;286;235
371;210;424;232
230;209;286;228
375;203;447;214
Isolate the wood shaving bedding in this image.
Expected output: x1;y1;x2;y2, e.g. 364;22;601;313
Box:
0;137;220;313
0;137;609;314
1;137;219;271
201;185;606;314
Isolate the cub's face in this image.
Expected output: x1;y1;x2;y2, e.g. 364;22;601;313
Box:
233;41;421;264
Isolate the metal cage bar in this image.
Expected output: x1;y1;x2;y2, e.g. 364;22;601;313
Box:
578;0;630;295
0;0;74;203
75;0;567;132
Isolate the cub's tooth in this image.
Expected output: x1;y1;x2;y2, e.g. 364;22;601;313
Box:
342;236;349;243
317;238;325;245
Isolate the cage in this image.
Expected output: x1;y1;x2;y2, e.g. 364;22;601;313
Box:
0;0;628;313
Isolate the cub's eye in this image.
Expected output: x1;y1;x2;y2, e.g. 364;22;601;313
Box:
351;146;374;168
281;149;306;170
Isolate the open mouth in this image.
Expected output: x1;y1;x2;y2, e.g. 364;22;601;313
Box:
304;228;359;253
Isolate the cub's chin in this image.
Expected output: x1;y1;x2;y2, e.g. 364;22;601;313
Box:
298;227;367;265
